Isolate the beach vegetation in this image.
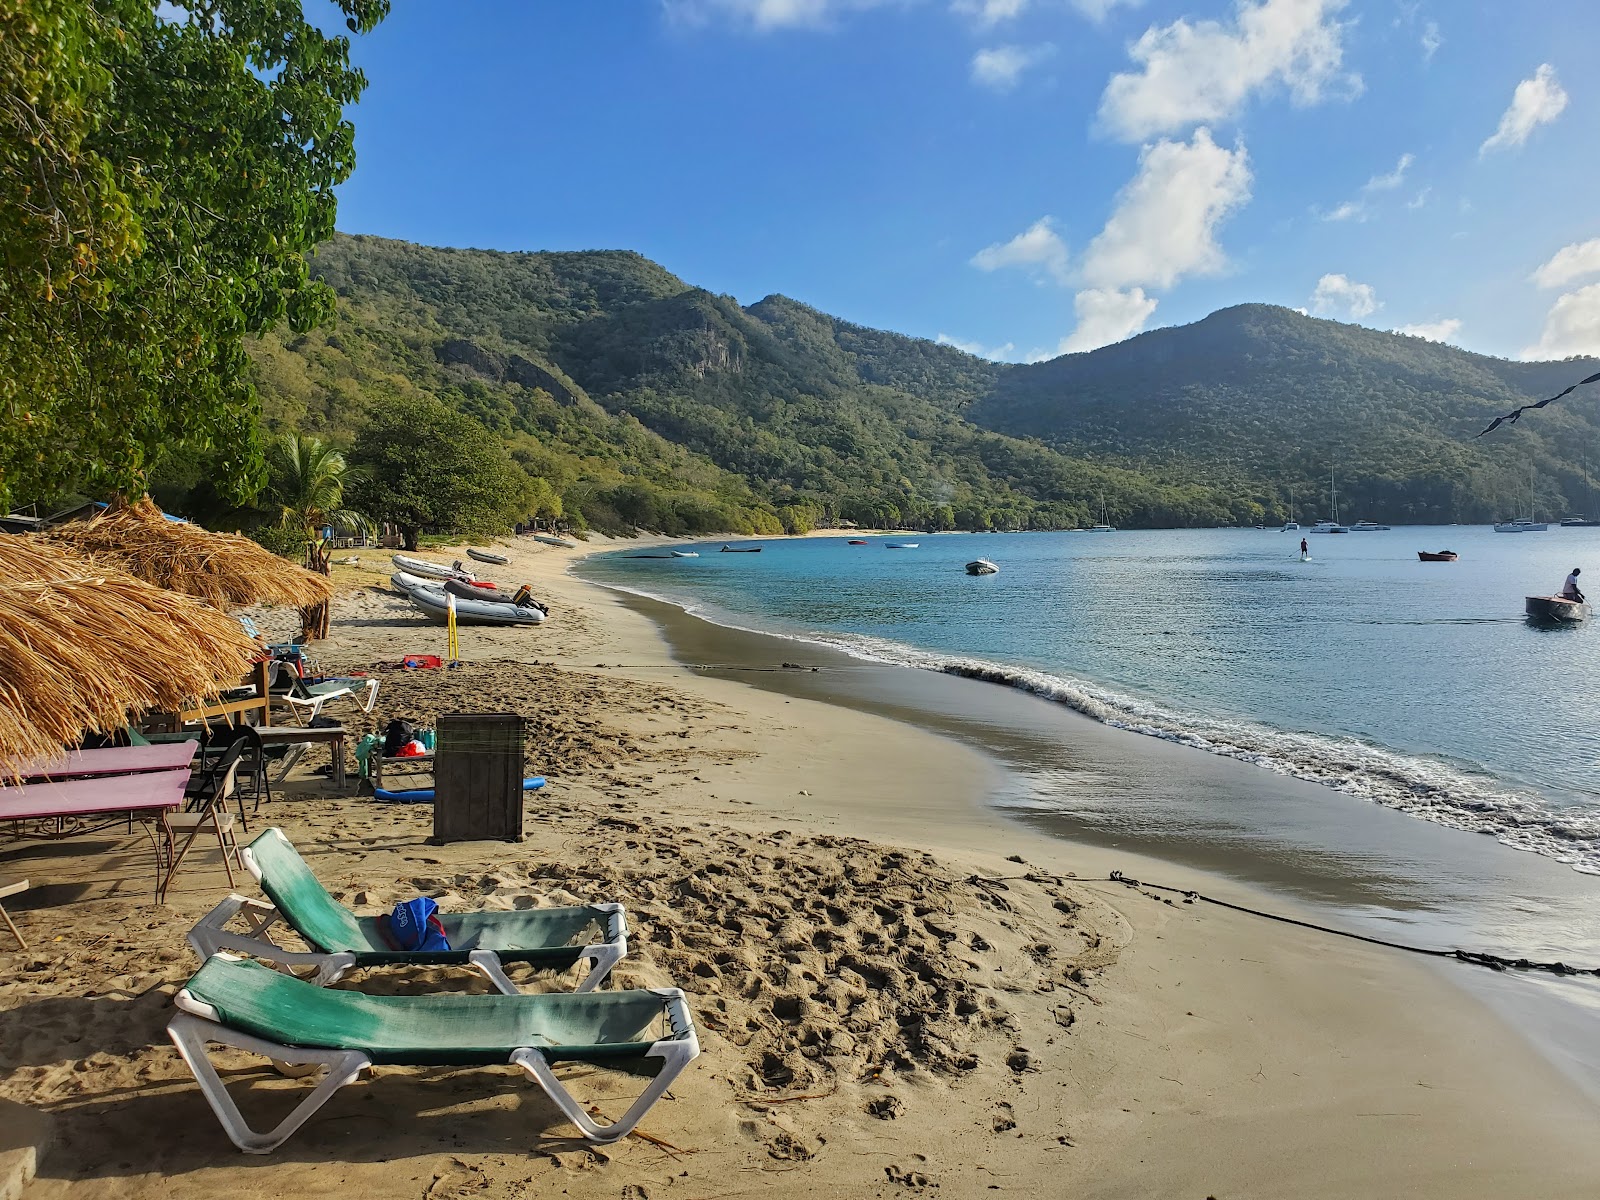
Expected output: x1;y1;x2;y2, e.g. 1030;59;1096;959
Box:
346;394;533;550
0;0;388;511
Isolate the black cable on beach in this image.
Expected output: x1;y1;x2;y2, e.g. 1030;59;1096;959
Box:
1106;870;1600;979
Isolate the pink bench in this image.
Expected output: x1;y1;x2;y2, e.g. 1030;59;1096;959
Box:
0;765;194;902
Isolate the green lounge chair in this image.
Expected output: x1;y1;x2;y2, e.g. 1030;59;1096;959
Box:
169;953;698;1152
187;828;627;994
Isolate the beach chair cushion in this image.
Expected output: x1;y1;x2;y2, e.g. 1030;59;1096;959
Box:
182;955;676;1069
246;827;377;953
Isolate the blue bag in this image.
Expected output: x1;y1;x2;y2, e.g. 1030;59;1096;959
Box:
383;897;451;952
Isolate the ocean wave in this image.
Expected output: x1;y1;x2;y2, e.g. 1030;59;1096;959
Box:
580;572;1600;875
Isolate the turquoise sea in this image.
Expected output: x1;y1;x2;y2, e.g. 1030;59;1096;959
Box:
581;526;1600;875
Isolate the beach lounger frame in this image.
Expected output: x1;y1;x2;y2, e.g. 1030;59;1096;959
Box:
186;828;628;994
168;953;698;1152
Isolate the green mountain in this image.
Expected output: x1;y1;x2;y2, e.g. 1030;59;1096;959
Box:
976;304;1600;524
236;234;1600;533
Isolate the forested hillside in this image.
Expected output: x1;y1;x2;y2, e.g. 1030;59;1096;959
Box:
237;234;1600;533
977;304;1600;524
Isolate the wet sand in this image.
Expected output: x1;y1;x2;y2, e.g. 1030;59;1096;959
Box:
2;534;1599;1198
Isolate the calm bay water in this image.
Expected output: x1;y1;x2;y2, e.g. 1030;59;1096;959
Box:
582;527;1600;873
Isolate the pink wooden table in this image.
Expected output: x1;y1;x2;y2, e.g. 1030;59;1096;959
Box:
22;742;199;781
0;767;193;901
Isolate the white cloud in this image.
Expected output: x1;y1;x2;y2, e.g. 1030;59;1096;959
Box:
1079;128;1252;291
1310;272;1380;319
1318;152;1414;222
951;0;1028;23
1097;0;1359;141
664;0;897;30
936;332;1017;360
1365;152;1413;192
1480;64;1568;156
1420;20;1440;61
1060;287;1158;352
1071;0;1142;18
1393;318;1461;343
1531;239;1600;290
971;43;1055;90
1407;187;1430;210
1523;285;1600;359
954;0;1141;21
971;217;1071;284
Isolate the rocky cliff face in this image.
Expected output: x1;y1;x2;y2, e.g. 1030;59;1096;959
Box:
437;338;582;404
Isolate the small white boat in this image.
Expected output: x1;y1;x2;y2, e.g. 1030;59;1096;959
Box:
408;587;547;626
966;558;999;575
885;542;919;549
391;553;471;580
1525;595;1589;622
1281;521;1300;532
1494;518;1549;533
670;550;700;558
1348;521;1390;531
1085;524;1116;533
467;547;509;565
532;534;578;548
390;570;434;596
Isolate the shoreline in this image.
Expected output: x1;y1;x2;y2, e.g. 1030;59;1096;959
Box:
3;533;1599;1196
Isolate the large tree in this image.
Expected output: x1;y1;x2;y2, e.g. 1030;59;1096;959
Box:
347;396;535;550
0;0;388;510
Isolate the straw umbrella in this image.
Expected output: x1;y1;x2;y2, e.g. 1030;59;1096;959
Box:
0;535;258;781
42;496;334;610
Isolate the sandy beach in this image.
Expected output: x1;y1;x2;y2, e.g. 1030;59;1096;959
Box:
3;533;1599;1199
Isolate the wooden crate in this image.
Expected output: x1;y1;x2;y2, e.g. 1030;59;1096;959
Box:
431;713;525;844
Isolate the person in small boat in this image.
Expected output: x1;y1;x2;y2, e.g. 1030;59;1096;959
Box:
1561;567;1584;602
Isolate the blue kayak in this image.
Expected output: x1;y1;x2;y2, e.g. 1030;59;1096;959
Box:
373;776;546;804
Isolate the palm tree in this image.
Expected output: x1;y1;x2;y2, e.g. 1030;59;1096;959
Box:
264;434;367;540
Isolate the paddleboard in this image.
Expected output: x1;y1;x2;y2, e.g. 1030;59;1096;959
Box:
374;776;546;803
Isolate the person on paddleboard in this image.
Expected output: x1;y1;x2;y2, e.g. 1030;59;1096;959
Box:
1561;567;1584;602
1300;538;1309;557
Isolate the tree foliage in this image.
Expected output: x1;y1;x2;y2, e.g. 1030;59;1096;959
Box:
263;432;364;536
0;0;388;510
346;395;534;549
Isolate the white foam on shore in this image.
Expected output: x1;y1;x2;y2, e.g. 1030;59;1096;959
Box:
585;575;1600;875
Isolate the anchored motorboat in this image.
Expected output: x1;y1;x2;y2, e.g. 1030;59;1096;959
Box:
1417;550;1459;562
966;558;999;575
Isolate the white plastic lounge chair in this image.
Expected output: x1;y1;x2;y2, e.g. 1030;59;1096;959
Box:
170;953;698;1152
267;661;381;720
188;828;627;994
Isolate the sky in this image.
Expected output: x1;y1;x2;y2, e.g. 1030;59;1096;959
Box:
328;0;1600;364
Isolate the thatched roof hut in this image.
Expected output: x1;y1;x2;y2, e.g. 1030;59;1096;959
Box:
0;536;258;780
43;496;333;610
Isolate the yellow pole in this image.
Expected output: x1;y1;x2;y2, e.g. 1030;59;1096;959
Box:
446;590;460;664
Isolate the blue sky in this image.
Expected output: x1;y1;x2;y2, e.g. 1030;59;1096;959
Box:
330;0;1600;364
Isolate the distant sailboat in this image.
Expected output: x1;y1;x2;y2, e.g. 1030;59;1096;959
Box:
1494;466;1548;532
1087;494;1116;532
1309;468;1348;533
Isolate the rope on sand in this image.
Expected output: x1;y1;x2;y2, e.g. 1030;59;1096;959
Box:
1106;870;1600;979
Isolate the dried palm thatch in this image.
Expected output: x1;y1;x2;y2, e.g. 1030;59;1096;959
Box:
43;496;333;610
0;536;258;781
